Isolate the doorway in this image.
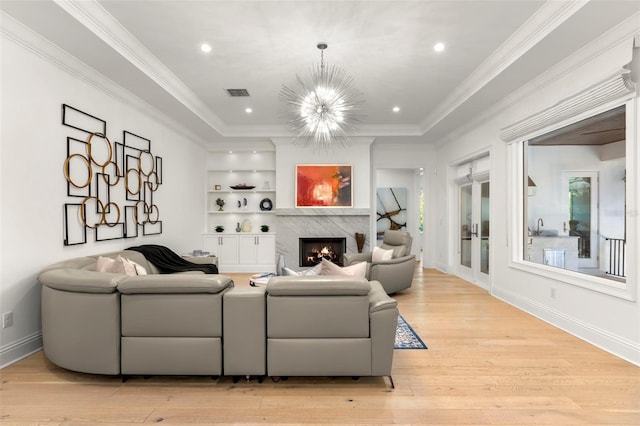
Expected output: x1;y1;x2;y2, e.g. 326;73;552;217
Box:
457;169;490;288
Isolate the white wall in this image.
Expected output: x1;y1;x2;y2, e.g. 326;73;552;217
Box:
0;20;207;366
434;27;639;364
272;137;373;209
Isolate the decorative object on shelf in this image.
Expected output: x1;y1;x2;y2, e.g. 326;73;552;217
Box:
216;198;225;211
263;180;270;190
260;198;273;211
355;232;366;253
295;164;352;207
215;225;224;233
61;104;163;246
242;219;252;232
214;184;221;190
230;184;255;190
237;199;241;208
243;197;248;209
235;222;242;232
279;43;364;150
261;225;270;232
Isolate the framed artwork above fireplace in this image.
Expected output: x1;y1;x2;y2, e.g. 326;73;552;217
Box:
295;164;352;207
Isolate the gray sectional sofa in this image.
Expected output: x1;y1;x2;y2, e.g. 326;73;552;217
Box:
38;250;399;386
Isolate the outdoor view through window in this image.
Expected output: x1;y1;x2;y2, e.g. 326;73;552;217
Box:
524;105;626;282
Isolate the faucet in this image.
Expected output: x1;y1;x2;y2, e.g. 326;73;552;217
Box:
536;218;544;235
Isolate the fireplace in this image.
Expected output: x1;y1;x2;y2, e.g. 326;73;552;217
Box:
299;237;346;267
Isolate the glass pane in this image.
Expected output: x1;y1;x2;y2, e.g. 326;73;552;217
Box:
569;177;591;258
480;182;490;274
460;185;472;268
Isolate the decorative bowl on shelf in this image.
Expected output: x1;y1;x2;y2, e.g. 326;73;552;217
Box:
230;184;255;190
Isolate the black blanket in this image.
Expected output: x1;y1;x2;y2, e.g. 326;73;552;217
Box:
127;244;219;274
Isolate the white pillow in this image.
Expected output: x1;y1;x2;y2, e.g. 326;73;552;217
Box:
372;246;393;262
121;256;147;275
319;258;367;277
96;255;146;276
282;263;321;276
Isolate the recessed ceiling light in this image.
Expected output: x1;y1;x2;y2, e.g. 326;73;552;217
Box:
245;107;253;113
392;106;400;113
228;150;233;154
200;43;212;53
434;42;445;52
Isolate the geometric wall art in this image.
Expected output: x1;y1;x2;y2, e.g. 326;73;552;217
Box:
376;187;407;239
61;104;162;245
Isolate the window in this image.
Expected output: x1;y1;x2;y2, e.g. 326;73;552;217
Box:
524;106;626;282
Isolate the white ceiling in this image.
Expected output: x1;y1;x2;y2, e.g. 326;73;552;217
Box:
2;0;639;147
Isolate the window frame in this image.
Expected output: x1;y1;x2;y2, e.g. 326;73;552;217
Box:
503;78;636;301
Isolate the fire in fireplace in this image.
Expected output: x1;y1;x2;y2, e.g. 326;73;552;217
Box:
299;237;346;267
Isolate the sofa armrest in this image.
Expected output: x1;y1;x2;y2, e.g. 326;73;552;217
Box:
118;274;233;294
39;269;121;294
343;252;372;266
368;280;398;312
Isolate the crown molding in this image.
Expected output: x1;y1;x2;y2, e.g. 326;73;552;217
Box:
434;10;640;148
1;10;210;148
52;0;227;134
420;0;588;136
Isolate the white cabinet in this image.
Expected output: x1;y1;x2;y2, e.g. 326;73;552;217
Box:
203;234;239;266
239;234;276;266
202;233;275;273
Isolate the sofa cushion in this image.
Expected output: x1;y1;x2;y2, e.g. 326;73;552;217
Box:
319;258;368;277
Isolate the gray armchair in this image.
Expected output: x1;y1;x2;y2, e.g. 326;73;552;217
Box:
343;230;416;294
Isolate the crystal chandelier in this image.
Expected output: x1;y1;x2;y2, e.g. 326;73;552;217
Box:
280;43;364;149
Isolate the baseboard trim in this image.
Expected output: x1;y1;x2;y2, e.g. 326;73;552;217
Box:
0;331;42;369
492;287;640;366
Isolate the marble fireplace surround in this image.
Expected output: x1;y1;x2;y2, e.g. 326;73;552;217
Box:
275;208;371;270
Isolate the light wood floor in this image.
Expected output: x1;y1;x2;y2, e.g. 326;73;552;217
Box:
1;267;639;425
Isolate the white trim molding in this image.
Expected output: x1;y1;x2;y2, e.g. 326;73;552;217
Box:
493;287;640;366
0;331;42;369
500;70;636;142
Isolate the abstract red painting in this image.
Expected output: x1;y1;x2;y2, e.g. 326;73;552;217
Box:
295;165;352;207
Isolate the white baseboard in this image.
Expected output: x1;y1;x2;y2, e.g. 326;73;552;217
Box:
492;287;640;367
0;331;42;369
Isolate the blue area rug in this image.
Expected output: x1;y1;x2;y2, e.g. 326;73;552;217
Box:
395;315;427;349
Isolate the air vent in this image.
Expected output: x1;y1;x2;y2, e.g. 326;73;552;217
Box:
225;88;250;97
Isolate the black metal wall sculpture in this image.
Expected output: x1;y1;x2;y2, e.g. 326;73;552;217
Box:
61;104;163;246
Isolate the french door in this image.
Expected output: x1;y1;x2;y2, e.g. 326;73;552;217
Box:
459;178;490;287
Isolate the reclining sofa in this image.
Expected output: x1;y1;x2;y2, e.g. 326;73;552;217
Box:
38;250;399;386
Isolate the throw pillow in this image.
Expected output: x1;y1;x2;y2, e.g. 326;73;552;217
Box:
96;256;125;274
372;246;394;262
121;257;147;275
281;263;321;276
96;256;145;276
319;258;367;277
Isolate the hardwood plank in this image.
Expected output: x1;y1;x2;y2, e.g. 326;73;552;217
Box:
1;266;638;425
